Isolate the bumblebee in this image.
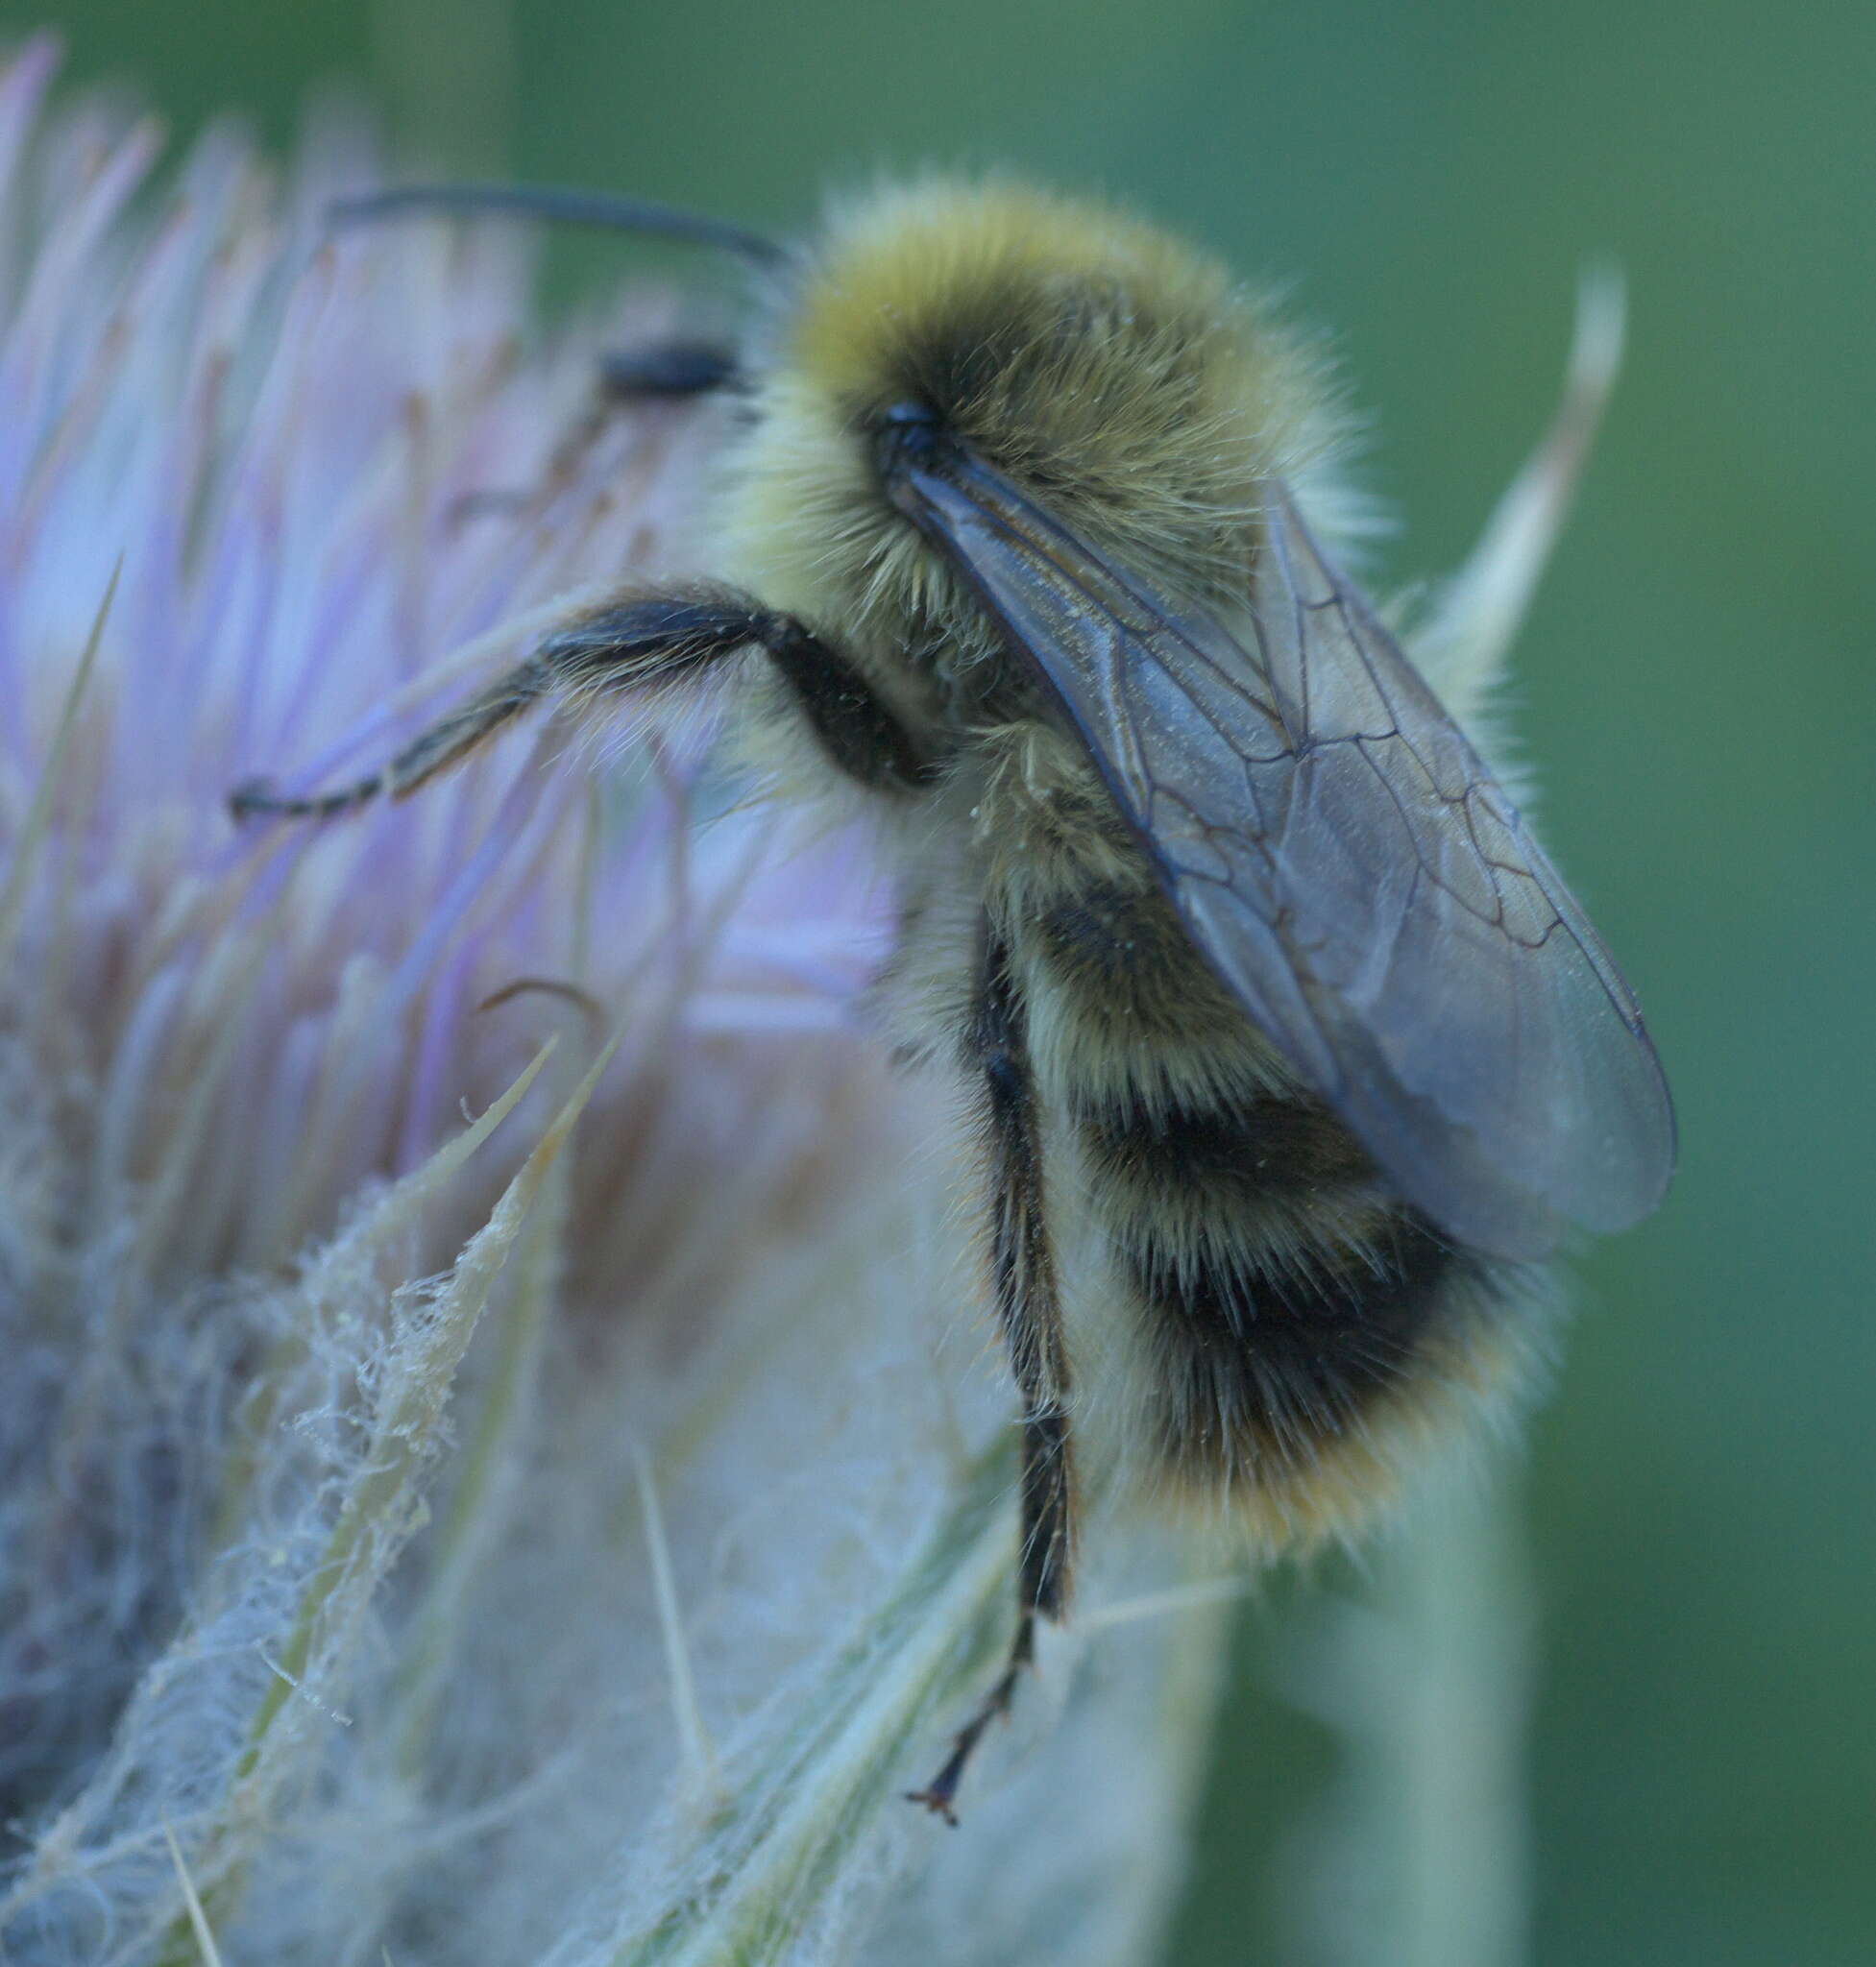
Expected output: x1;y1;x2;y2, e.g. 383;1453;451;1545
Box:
235;178;1675;1817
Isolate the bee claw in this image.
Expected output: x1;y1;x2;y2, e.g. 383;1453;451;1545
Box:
903;1786;962;1827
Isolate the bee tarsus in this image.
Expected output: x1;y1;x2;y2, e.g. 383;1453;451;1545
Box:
906;1631;1034;1826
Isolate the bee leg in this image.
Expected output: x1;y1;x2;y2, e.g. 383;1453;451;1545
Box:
909;923;1075;1824
229;655;554;820
231;588;931;822
597;342;741;401
448;345;744;525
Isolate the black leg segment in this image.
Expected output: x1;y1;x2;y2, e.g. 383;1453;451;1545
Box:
908;919;1076;1824
597;341;741;401
230;586;934;820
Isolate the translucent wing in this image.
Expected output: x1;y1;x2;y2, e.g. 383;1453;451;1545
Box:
890;449;1674;1261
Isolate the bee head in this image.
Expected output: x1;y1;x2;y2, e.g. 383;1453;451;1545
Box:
719;178;1338;667
771;179;1323;557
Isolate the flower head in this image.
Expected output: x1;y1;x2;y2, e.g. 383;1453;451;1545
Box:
0;40;1224;1966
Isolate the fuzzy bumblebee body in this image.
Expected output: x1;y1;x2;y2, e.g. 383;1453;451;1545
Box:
722;184;1539;1553
240;177;1674;1816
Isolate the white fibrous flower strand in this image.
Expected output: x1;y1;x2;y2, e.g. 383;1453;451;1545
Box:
0;38;1228;1967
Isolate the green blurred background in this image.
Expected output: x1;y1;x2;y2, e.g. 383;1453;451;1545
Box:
17;0;1870;1958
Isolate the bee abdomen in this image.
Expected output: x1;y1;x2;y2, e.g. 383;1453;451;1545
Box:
1079;1086;1376;1209
1020;872;1528;1537
1131;1202;1459;1472
1078;1082;1489;1515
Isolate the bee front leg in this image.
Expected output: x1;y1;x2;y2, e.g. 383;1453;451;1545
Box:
597;342;741;401
909;921;1076;1824
445;345;742;525
230;588;932;821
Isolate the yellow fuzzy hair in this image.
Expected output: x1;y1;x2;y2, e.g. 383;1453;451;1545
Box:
719;177;1342;694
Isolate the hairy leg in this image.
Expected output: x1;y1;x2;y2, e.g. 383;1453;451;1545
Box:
230;587;933;821
909;920;1076;1823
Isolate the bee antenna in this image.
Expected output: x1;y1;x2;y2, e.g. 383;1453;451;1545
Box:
328;182;789;267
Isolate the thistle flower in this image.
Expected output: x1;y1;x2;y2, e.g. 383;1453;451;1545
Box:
0;39;1229;1966
0;36;1630;1964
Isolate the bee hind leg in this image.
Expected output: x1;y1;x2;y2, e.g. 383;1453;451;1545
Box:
908;921;1075;1825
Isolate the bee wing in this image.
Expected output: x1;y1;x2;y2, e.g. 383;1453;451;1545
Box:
894;455;1674;1262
